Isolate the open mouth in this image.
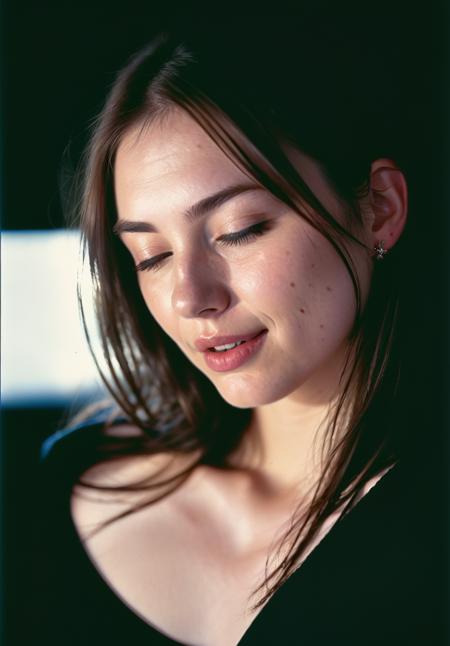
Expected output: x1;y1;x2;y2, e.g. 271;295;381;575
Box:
203;330;268;372
209;339;247;353
207;330;267;353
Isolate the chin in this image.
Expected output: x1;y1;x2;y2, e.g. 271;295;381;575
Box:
214;375;296;409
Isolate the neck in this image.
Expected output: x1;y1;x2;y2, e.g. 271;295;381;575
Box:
227;344;356;498
231;399;333;497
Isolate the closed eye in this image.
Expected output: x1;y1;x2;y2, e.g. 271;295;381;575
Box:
135;252;172;273
135;221;272;273
216;220;272;247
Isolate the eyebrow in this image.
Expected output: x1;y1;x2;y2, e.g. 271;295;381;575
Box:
112;183;262;235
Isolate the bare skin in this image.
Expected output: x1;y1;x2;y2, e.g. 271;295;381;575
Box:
71;110;407;645
71;437;390;646
112;109;406;495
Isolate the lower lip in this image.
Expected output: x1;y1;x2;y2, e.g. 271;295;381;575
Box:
203;330;268;373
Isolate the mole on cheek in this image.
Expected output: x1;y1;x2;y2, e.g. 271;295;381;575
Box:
300;308;305;313
326;286;333;292
290;282;295;287
320;324;324;329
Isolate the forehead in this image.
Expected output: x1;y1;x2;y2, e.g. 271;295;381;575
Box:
114;108;345;223
114;109;247;197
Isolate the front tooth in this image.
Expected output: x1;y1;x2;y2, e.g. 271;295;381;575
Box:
213;340;244;351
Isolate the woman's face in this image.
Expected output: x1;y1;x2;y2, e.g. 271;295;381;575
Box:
114;109;372;408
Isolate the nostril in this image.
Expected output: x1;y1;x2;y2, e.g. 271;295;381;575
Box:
199;306;220;315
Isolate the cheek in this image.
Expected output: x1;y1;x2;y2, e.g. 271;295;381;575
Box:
302;255;356;336
138;280;175;336
234;235;357;339
231;233;331;303
230;242;308;301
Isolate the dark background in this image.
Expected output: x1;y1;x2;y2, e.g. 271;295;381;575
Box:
2;0;176;231
2;1;449;644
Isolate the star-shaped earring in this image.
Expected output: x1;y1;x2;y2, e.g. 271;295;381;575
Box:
373;240;388;260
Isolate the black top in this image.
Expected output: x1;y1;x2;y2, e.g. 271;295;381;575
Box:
23;418;447;645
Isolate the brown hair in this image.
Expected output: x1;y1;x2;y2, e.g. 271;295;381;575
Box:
70;21;423;608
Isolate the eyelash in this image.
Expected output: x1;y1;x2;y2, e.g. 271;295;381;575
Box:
135;221;271;273
217;220;271;247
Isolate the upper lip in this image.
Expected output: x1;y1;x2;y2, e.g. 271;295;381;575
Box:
194;329;266;352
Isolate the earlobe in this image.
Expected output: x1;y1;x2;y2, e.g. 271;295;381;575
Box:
368;159;408;253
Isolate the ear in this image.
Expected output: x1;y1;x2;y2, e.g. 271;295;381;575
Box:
366;158;408;253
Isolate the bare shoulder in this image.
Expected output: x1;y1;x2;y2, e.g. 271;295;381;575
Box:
70;423;201;540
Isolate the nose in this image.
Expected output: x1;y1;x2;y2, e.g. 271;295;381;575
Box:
171;252;231;319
